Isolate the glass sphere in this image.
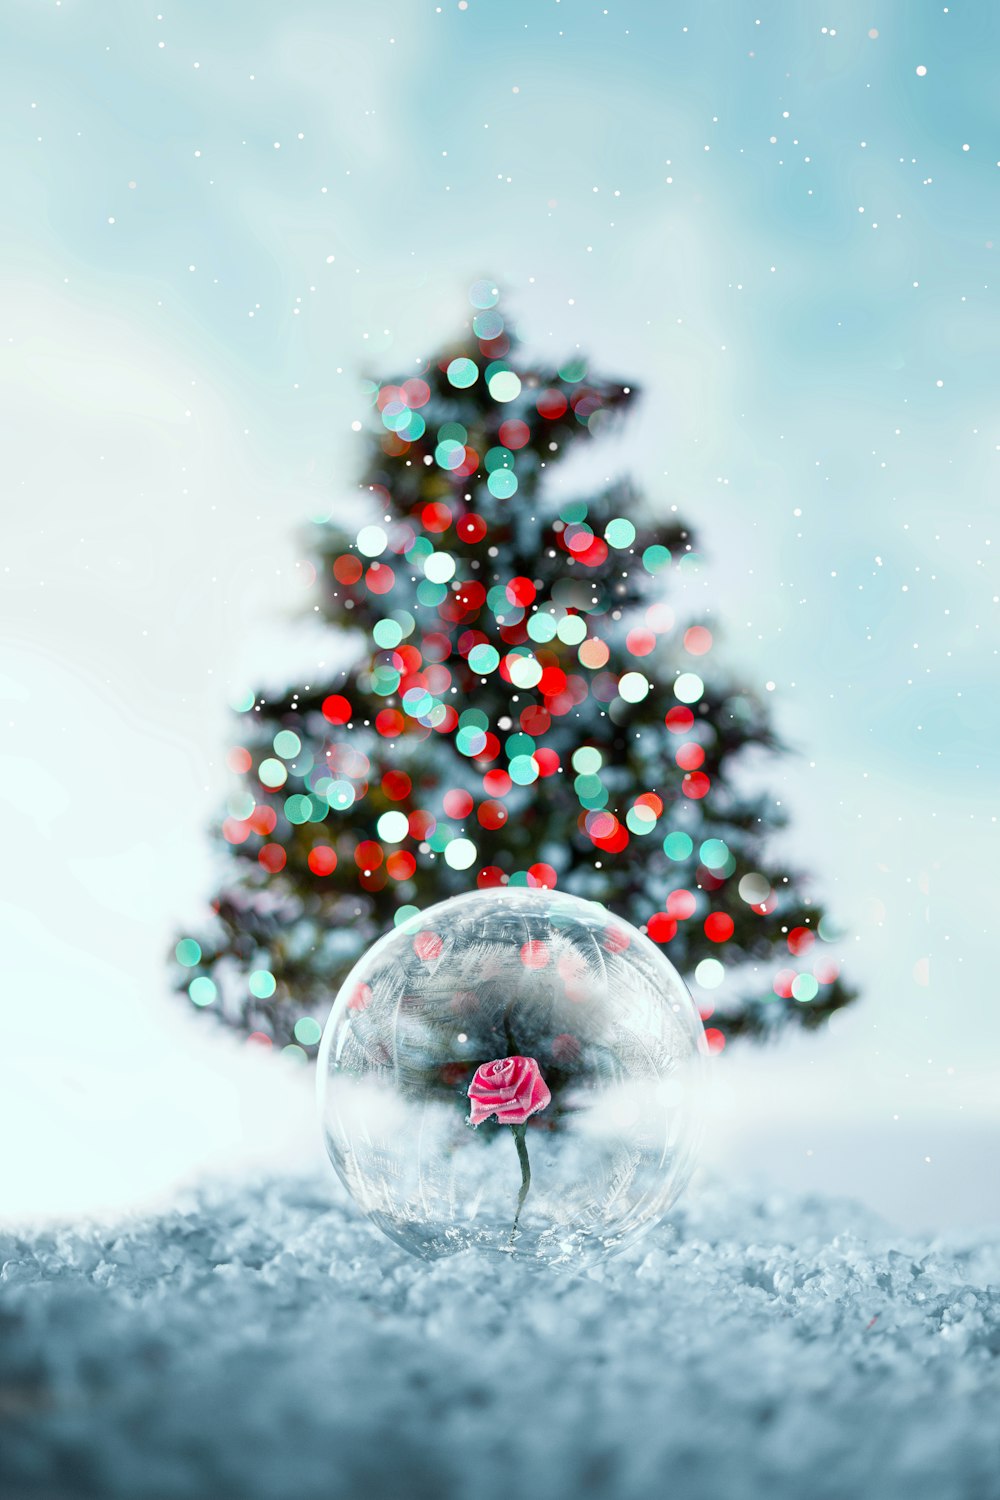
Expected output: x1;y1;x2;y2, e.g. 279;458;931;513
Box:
317;887;707;1268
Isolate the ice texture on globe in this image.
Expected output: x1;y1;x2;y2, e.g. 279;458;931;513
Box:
317;888;707;1267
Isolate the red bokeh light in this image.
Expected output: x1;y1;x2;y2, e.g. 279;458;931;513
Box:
249;806;277;837
443;789;474;819
539;666;567;696
635;792;663;817
577;536;609;569
704;912;735;943
506;576;536;607
454;447;480;478
534;748;560;776
788;926;816;956
647;912;678;943
590;816;629;854
457;513;487;544
519;705;551;736
478;800;508;829
365;562;395;594
258;844;286;874
537;389;568;420
333;555;363;585
422;632;452;662
675;742;705;771
408;809;436;840
684;625;713;656
354;840;384;871
433;705;459;734
375;709;404;737
322;695;352;725
626;629;656;657
665;707;694;734
308;846;337;876
421;502;453;533
386;850;416;880
474;731;501;763
499;419;530;450
666;889;697;920
401;378;430;408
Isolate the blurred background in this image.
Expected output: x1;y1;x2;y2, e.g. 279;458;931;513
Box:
1;0;997;1232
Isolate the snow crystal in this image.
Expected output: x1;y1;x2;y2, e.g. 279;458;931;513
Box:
1;1173;998;1499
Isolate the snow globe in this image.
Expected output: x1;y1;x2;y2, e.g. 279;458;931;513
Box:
317;887;707;1268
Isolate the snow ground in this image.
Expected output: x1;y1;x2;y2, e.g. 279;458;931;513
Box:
2;1171;998;1500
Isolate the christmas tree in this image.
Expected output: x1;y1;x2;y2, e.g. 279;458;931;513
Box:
175;281;856;1057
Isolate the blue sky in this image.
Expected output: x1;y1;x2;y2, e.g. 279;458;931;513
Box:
2;0;997;1225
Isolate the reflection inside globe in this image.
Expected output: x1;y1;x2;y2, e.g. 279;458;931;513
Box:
317;887;707;1268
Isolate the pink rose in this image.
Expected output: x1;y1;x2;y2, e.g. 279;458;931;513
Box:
467;1055;551;1127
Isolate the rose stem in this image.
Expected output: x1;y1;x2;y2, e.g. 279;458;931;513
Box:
502;1004;531;1243
509;1122;531;1242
